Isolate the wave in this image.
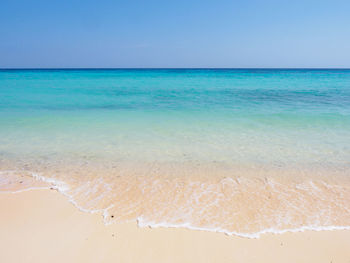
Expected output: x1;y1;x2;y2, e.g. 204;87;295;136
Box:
1;168;350;239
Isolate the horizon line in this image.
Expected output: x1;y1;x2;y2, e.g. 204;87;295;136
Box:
1;67;350;70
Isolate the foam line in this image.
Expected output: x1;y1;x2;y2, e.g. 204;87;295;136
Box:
137;218;350;239
2;170;350;239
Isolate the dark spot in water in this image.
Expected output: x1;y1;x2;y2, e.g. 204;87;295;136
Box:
111;215;114;218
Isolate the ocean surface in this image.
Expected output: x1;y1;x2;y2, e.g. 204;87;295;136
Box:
1;69;350;237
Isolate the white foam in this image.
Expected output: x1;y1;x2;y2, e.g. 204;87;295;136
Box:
2;170;350;239
33;172;114;216
136;217;350;239
0;170;113;217
0;170;51;193
0;186;51;194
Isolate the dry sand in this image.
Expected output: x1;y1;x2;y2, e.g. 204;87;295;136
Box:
1;189;350;263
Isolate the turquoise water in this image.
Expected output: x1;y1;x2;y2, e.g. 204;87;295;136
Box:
1;69;350;167
1;69;350;237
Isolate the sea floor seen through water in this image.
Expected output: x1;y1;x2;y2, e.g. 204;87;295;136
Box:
1;69;350;237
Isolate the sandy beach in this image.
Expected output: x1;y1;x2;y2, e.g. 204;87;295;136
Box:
2;0;350;260
1;188;349;263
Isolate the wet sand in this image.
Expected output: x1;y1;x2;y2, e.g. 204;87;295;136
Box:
1;189;350;263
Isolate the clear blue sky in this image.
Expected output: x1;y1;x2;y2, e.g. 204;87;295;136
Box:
1;0;350;68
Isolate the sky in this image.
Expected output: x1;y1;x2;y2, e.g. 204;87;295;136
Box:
1;0;350;68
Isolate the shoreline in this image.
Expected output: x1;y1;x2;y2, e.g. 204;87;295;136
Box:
1;189;350;262
3;183;350;239
2;168;350;239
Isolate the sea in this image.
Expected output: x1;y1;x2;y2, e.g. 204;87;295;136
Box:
1;69;350;237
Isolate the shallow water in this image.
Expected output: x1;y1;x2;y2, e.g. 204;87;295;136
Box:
1;69;350;237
